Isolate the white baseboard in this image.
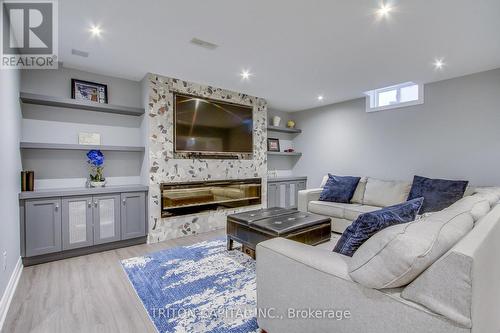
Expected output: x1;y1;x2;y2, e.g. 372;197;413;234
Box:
0;257;23;331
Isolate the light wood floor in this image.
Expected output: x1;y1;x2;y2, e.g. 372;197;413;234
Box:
2;229;226;333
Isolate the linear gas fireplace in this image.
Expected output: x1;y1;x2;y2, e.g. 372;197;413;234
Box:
160;178;262;217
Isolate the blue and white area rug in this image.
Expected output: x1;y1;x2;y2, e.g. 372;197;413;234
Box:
121;239;260;333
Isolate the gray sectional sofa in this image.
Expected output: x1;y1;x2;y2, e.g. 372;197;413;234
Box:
257;179;500;333
298;176;471;233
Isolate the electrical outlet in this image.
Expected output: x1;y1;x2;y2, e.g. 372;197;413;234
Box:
2;251;6;271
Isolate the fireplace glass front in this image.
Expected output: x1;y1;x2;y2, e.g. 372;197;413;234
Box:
161;178;262;217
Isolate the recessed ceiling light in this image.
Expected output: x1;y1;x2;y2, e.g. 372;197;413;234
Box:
377;3;393;18
240;70;252;80
317;95;324;101
89;25;102;37
433;58;445;70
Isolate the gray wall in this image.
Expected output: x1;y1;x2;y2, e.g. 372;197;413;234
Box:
0;69;22;302
292;68;500;187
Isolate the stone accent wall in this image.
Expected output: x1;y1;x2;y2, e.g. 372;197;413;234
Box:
146;74;268;243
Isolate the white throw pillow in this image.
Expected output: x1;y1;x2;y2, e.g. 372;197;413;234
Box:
348;202;475;289
362;178;411;207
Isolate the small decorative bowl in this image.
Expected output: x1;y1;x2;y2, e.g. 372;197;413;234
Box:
89;180;106;188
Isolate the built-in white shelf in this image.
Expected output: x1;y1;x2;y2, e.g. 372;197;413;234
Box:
267;125;302;134
20;92;145;116
19;184;148;200
267;151;302;157
267;176;307;183
20;142;145;152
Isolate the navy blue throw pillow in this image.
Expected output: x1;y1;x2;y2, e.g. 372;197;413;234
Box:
319;174;361;203
333;197;424;257
407;175;468;214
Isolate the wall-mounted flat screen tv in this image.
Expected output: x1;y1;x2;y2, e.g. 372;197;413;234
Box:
174;94;254;154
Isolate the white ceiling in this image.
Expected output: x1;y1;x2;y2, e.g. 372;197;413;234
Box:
59;0;500;111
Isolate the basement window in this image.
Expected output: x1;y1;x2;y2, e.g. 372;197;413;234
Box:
364;82;423;112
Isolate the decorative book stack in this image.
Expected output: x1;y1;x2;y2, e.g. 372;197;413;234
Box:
21;171;34;191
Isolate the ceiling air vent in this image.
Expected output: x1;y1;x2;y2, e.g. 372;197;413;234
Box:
71;49;89;58
190;38;218;50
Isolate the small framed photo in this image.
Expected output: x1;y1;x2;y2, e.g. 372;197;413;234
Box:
267;138;280;152
71;79;108;104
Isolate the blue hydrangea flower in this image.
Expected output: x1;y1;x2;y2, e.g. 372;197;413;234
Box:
87;150;104;167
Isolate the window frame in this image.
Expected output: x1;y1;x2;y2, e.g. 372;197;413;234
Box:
365;82;424;113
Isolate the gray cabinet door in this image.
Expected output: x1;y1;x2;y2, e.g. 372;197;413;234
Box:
288;182;297;209
289;181;307;209
93;194;121;245
62;196;93;250
267;180;308;209
278;183;288;208
25;198;62;256
121;192;146;240
267;183;278;208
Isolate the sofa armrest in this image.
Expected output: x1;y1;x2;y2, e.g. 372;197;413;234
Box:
256;238;464;333
298;188;323;212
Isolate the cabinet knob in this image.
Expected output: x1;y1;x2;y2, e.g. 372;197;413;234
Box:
88;201;92;208
94;201;98;207
55;203;59;210
122;198;126;205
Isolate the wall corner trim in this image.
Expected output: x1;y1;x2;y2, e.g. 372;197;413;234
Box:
0;257;23;331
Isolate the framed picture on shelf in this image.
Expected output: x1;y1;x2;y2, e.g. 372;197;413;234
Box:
71;79;108;104
267;138;280;152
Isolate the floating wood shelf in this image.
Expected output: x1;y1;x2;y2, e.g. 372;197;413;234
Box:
20;142;145;152
267;125;302;134
267;151;302;157
20;92;145;116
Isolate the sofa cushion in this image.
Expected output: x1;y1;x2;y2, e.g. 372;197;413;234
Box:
470;200;491;222
319;174;361;203
330;217;353;234
334;198;424;257
473;188;500;205
351;177;367;204
308;201;358;219
463;185;475;197
363;178;411;207
348;199;475;289
320;175;329;188
407;175;469;213
343;204;380;221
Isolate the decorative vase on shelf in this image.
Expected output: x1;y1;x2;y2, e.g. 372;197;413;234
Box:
287;120;296;128
89;180;107;188
272;116;281;127
87;149;106;188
